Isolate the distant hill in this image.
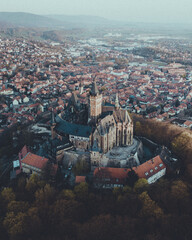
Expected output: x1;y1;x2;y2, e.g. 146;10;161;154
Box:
46;14;112;28
0;12;116;29
0;12;65;28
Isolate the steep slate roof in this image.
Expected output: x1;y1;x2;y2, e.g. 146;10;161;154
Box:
56;119;92;138
103;102;115;107
21;152;48;170
90;80;99;96
113;109;132;123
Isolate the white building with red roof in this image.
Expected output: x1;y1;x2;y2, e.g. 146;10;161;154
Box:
21;152;48;175
93;155;166;188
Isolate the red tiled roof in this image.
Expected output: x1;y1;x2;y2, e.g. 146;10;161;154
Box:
94;167;128;185
133;155;166;179
19;145;30;161
21;152;48;170
184;120;192;126
75;176;86;183
94;155;166;184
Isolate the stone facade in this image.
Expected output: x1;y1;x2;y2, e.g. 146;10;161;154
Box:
89;79;102;122
89;94;102;121
51;80;133;162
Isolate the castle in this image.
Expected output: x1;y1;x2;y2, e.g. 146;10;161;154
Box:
51;79;133;166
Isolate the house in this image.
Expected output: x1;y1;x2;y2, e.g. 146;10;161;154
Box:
133;155;166;184
21;152;49;175
93;155;166;188
93;167;128;188
183;120;192;128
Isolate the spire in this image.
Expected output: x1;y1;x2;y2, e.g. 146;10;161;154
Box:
115;93;120;108
79;81;84;94
90;78;99;96
71;91;78;105
125;110;132;123
92;140;99;152
51;108;56;125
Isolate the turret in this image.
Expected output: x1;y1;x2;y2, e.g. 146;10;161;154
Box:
115;93;120;109
79;81;84;95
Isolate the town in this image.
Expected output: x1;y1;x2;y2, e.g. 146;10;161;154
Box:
0;7;192;240
0;30;186;187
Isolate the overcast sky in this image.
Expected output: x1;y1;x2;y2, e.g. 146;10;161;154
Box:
0;0;191;23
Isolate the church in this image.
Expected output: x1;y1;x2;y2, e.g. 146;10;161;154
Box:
51;79;133;164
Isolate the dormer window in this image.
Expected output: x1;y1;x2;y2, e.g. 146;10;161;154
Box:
150;169;153;173
159;163;163;167
145;172;149;176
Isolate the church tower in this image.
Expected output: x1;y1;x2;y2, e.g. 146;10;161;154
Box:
89;79;102;122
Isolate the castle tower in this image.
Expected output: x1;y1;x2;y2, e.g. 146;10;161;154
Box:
89;79;102;122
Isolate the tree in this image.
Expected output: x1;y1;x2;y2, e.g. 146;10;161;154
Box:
7;201;29;214
134;178;148;193
126;169;139;188
42;161;53;182
25;207;42;236
3;211;28;238
171;133;190;159
35;184;56;206
170;180;189;200
58;189;75;200
1;188;15;205
73;155;90;176
113;187;122;197
135;121;142;136
139;192;163;218
74;182;88;201
25;174;45;194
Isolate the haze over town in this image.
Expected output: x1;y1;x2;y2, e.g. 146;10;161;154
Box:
1;0;192;24
0;2;192;240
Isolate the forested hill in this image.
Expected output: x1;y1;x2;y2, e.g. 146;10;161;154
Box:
133;114;192;180
0;176;192;240
0;115;192;240
0;12;64;28
0;12;113;29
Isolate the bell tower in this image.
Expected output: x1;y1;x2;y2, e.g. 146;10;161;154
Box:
89;79;102;122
